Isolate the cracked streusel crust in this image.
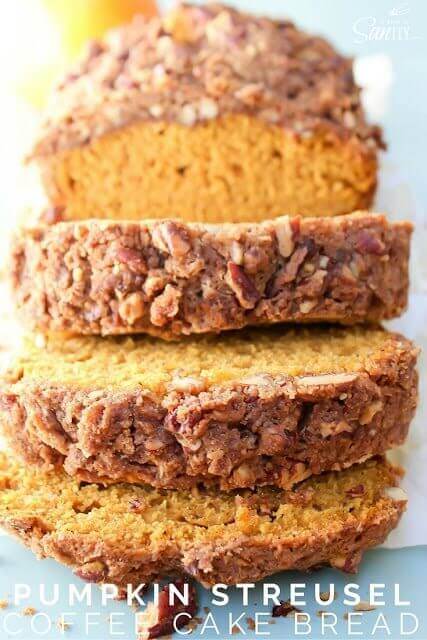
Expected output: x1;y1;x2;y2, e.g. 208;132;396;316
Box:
26;3;382;222
0;326;418;490
10;212;412;338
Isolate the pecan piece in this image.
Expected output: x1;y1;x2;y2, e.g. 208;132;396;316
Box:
115;247;146;272
383;487;407;502
118;292;145;325
129;498;146;512
356;230;386;255
272;600;301;618
346;484;365;498
138;581;198;640
150;284;181;326
152;222;191;257
274;216;294;258
359;400;383;425
225;262;260;309
331;551;362;573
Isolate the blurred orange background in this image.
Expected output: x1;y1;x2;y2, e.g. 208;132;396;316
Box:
7;0;157;107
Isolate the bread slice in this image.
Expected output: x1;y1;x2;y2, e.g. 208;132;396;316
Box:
26;4;382;224
0;326;418;490
0;454;407;589
11;212;412;338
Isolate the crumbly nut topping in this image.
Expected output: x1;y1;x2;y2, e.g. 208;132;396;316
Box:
30;3;383;157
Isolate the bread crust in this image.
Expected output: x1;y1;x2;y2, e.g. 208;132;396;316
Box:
0;331;418;490
0;456;406;589
26;4;382;222
10;213;412;338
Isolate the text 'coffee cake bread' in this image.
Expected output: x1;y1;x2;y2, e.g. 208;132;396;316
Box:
11;212;412;338
0;454;407;589
27;3;383;224
0;326;418;490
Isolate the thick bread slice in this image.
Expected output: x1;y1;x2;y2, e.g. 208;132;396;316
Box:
0;455;407;589
0;326;418;490
27;4;381;223
11;213;412;338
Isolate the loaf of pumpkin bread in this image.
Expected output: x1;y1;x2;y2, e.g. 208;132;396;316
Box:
0;326;418;490
0;454;407;589
11;212;412;338
26;3;382;224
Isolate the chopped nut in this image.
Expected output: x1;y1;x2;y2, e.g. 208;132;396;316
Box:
0;599;8;609
225;262;260;309
149;104;164;118
343;111;356;128
232;463;255;484
319;256;330;268
145;438;167;451
180;438;202;452
246;617;256;631
346;484;365;498
299;300;317;314
331;551;362;573
129;498;146;512
199;97;219;119
353;601;376;612
319;591;332;602
235;82;264;106
241;373;273;386
150;285;181;326
230;241;244;265
57;617;72;631
319;420;352;437
152;222;192;257
22;607;37;616
178;104;197;126
118;292;145;325
356;230;386;255
169;376;206;394
383;487;407;502
360;400;383;425
275;216;294;258
72;267;83;282
302;262;315;274
115;246;145;267
144;275;168;298
297;373;358;389
272;600;301;618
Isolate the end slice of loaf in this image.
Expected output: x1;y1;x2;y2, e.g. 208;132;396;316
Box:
0;454;407;588
26;4;382;223
11;212;412;338
0;326;418;490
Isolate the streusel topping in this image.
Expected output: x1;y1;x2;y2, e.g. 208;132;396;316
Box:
30;3;383;157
